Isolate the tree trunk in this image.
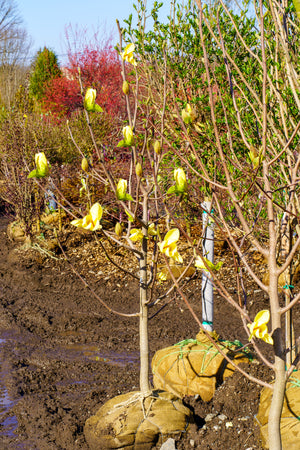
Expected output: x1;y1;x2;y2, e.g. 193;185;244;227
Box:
268;270;286;450
139;195;150;393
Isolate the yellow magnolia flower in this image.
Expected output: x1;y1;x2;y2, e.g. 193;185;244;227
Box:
121;43;137;66
28;152;49;178
71;203;103;231
84;88;103;112
129;228;144;242
174;168;187;193
158;228;183;263
247;310;273;345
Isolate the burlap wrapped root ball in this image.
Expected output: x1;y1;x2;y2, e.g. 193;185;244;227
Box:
84;390;192;449
256;370;300;449
152;330;252;402
7;220;27;242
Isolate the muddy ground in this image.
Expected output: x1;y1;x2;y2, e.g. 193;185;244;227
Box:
0;213;296;449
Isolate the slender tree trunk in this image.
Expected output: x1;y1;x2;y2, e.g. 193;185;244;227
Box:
139;195;150;393
268;267;286;449
202;198;214;332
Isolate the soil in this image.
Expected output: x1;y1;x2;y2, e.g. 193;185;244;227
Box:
0;213;297;450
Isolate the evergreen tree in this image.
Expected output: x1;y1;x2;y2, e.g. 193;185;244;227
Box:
29;47;61;102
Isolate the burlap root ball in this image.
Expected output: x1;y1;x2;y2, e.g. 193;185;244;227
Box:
256;369;300;449
84;389;193;449
152;330;252;402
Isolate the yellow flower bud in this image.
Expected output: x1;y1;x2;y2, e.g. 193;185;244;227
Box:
81;157;89;172
117;179;127;200
122;80;130;95
84;88;103;112
123;126;134;146
115;222;123;237
116;179;133;201
135;162;143;178
153;140;161;155
28;152;49;178
174;167;187;193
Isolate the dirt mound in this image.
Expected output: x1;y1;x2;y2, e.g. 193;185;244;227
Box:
0;215;285;449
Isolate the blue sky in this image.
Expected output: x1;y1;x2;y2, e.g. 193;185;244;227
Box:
18;1;171;65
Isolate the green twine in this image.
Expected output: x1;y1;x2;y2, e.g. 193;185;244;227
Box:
282;284;294;289
202;321;213;327
290;377;300;388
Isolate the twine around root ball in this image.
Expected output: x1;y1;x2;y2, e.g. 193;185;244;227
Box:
84;389;193;449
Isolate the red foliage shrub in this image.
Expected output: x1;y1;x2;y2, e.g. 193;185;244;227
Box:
67;45;123;117
42;43;124;121
42;76;82;118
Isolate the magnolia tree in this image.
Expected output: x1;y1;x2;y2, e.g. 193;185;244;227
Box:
122;0;300;448
26;24;197;446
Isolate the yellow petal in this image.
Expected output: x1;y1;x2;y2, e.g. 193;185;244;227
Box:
121;43;137;66
71;218;83;228
90;203;103;224
123;43;135;56
247;310;273;345
254;310;270;327
172;250;183;264
129;229;144;242
164;228;180;245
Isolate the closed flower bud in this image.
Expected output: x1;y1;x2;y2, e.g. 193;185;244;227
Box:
122;80;130;95
135;162;143;178
28;152;49;179
122;126;134;146
153;140;161;155
84;88;103;113
115;222;123;237
117;179;127;200
81;157;89;172
116;179;133;201
174;167;187;193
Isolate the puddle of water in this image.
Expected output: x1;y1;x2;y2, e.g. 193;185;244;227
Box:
0;337;19;440
62;342;140;366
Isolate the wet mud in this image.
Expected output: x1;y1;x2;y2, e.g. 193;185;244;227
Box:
0;215;292;449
